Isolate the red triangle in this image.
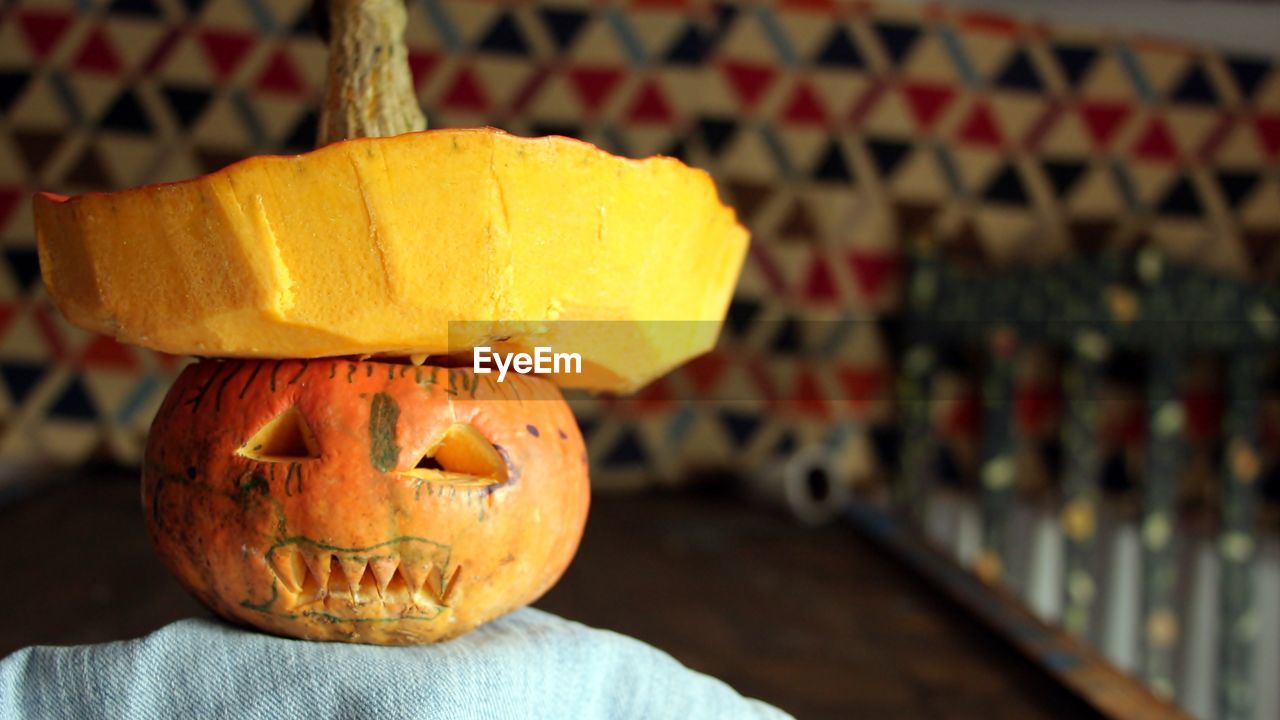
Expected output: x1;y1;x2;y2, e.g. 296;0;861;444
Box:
838;365;886;412
81;335;138;372
0;302;17;344
407;51;440;89
72;27;124;76
1079;101;1132;150
848;251;899;299
793;366;829;419
1253;113;1280;159
568;67;624;113
255;47;306;96
199;29;256;81
442;67;489;113
631;375;673;413
804;252;840;302
721;60;776;110
627;80;673;124
1131;117;1179;162
683;351;728;396
956;101;1003;148
901;81;955;131
781;81;828;126
0;187;21;231
18;9;73;60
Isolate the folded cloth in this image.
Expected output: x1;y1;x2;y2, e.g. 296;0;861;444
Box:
0;607;790;720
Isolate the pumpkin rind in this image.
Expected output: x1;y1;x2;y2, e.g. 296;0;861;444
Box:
35;128;748;393
143;358;589;644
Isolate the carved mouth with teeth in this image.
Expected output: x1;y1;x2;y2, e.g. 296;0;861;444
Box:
261;537;461;622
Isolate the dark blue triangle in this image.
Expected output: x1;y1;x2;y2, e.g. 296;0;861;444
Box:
662;138;689;162
1227;55;1271;101
725;298;760;339
49;377;96;420
292;4;320;37
283;111;319;153
812;140;852;183
665;25;716;65
982;164;1028;206
1170;64;1218;105
5;249;41;292
771;316;803;355
1041;159;1086;199
697;116;738;156
1052;44;1097;88
0;71;30;114
603;428;646;468
865;137;911;178
161;85;212;130
994;49;1042;92
101;90;153;135
576;417;598;443
873;21;921;66
539;8;588;52
772;430;797;458
1216;170;1259;209
814;26;863;69
718;410;761;448
477;13;529;56
1157;176;1202;217
109;0;162;17
0;363;45;406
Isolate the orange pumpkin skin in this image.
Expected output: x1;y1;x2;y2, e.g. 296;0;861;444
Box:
142;358;589;644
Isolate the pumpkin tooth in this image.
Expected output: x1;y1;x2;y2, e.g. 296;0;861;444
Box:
368;557;400;601
301;550;333;598
268;546;307;594
339;557;369;602
399;559;434;605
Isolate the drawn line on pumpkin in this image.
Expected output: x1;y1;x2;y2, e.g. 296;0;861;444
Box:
213;361;244;412
239;362;264;399
185;362;228;413
347;363;357;383
269;359;285;392
288;361;309;385
250;536;456;622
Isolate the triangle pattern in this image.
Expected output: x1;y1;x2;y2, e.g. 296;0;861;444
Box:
0;362;45;406
1170;64;1219;105
873;20;921;67
539;8;589;52
865;137;912;178
814;26;863;69
478;13;529;56
1226;56;1270;101
1052;44;1098;88
994;48;1043;93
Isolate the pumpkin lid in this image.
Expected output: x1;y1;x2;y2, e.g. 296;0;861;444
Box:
34;128;748;393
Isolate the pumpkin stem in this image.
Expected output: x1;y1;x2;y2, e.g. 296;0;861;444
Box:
316;0;426;146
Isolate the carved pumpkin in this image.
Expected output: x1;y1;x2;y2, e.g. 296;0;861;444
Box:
143;358;589;644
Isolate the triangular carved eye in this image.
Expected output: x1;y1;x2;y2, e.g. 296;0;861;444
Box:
402;423;508;486
238;407;319;462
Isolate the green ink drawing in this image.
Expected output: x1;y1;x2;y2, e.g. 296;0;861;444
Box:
368;392;400;472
